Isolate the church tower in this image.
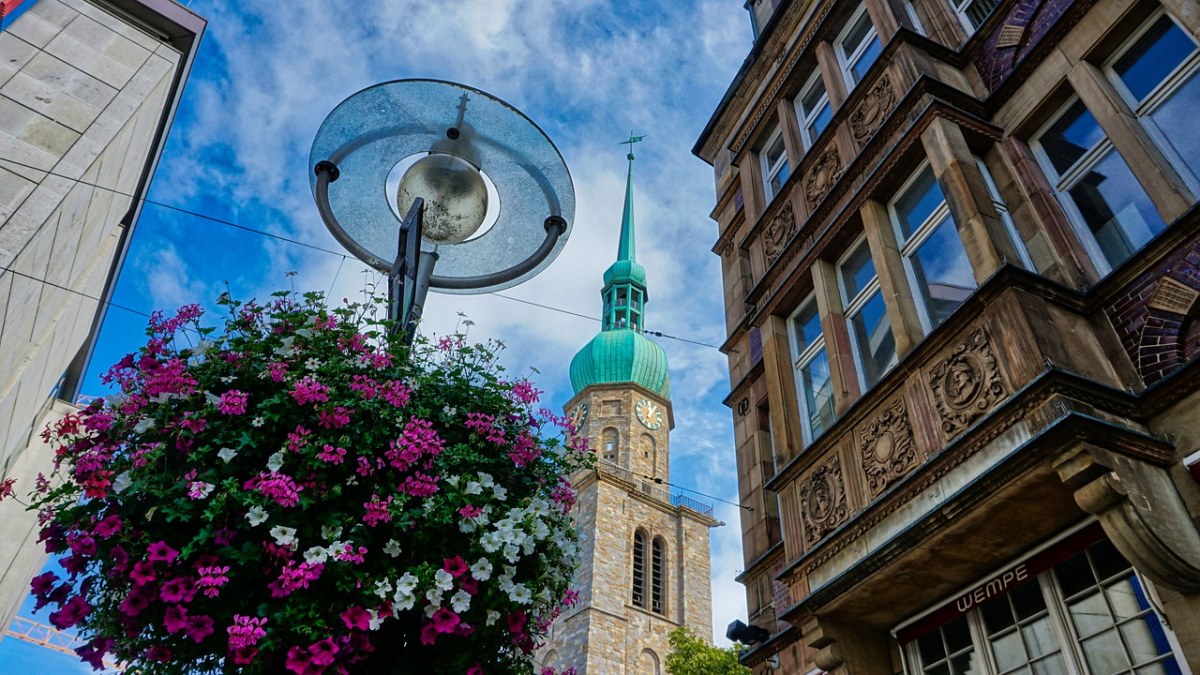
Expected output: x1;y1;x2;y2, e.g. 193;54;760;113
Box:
540;142;719;675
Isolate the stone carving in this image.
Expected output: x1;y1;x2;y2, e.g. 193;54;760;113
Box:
762;202;796;263
849;74;897;143
799;455;848;546
804;146;842;208
859;398;918;497
928;328;1008;437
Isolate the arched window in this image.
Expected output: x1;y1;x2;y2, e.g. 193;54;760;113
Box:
602;428;619;464
651;537;665;614
638;649;661;675
632;530;647;608
641;433;658;476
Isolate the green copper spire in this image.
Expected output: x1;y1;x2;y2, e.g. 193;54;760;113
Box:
569;135;670;399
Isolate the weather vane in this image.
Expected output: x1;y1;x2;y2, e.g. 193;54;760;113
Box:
620;132;645;161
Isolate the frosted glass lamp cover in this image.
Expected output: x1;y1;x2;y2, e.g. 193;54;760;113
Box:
397;153;489;244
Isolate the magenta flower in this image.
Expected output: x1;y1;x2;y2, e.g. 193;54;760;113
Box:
340;606;370;631
30;571;58;597
317;444;346;464
163;605;189;634
48;595;91;629
185;614;214;643
145;646;173;662
160;576;197;603
197;565;230;598
217;389;248;415
308;638;338;667
431;607;461;634
419;623;438;646
285;646;314;674
93;514;122;538
147;540;179;563
443;556;468;578
0;477;17;501
290;376;329;406
227;615;268;649
129;561;156;586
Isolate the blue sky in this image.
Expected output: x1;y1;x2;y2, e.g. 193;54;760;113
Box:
3;0;755;666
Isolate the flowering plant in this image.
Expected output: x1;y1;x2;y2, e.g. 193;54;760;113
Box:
23;292;590;674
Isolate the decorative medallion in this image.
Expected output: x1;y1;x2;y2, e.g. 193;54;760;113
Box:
635;399;664;430
762;202;796;263
849;74;897;143
928;328;1008;437
859;398;918;497
799;455;848;546
995;23;1026;48
715;237;735;258
1147;277;1200;315
736;397;751;418
568;403;589;431
804;146;842;208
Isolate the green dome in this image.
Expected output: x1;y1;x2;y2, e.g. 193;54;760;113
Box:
570;328;670;398
603;259;647;288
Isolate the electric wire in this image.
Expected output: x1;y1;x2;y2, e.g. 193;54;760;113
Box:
0;157;723;350
637;470;751;512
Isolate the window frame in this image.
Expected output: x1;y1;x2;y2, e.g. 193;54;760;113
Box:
787;294;834;444
951;0;1002;36
976;158;1036;271
795;70;832;150
836;235;896;391
835;4;882;89
1030;98;1143;276
1103;8;1200;194
760;125;791;203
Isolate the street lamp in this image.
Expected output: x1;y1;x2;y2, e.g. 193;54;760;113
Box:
308;79;575;341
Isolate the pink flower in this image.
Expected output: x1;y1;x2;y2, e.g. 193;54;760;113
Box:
285;646;314;674
185;614;214;643
267;362;289;382
245;472;302;507
197;565;230;598
308;638;338;666
362;494;393;527
163;605;189;634
317;406;353;429
431;608;461;634
130;561;156;586
218;389;248;415
443;556;468;578
48;595;90;629
147;540;178;564
227;615;268;649
509;379;541;404
380;380;409;407
468;665;485;675
118;586;153;618
459;505;482;519
335;545;367;565
0;477;16;501
317;444;346;464
145;646;173;662
93;514;122;538
290;376;329;406
340;606;370;631
159;576;197;603
286;425;312;452
420;623;438;646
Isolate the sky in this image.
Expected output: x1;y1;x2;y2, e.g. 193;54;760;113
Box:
2;0;755;667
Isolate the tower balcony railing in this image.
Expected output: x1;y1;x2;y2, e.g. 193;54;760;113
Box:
594;459;714;516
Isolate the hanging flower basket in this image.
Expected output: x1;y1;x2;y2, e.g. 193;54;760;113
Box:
24;292;590;674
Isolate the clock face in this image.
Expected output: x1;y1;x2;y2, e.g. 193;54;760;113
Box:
569;403;589;431
635;399;663;430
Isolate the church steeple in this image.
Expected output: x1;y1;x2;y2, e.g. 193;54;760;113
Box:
569;137;670;399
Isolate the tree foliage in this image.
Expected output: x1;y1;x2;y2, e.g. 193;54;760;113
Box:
665;626;751;675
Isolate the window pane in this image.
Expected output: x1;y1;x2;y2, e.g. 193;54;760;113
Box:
919;631;947;663
1069;591;1113;638
1067;149;1165;267
1041;101;1106;175
1056;551;1097;598
851;291;896;387
992;630;1026;672
851;36;883;83
1081;629;1132;674
950;652;978;675
910;218;977;327
944;614;973;653
1113;16;1195;102
894;167;944;239
1090;539;1131;581
982;596;1017;634
765;134;787;167
1032;655;1068;675
1023;617;1058;659
962;0;1001;30
1121;619;1169;667
771;161;791;195
1148;71;1200;178
809;102;833;141
1107;578;1146;621
842;12;874;55
802;349;835;438
841;242;877;299
802;77;827;116
794;300;822;349
1011;582;1047;621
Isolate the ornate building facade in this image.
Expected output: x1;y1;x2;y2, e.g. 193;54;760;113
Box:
538;151;720;674
695;0;1200;672
0;0;204;633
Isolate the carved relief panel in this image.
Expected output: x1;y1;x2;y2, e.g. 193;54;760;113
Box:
762;202;796;264
849;74;897;144
927;327;1008;438
804;146;842;209
859;398;918;497
798;454;849;546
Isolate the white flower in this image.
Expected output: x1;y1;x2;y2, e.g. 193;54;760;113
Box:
464;481;483;495
246;506;268;526
396;572;419;595
188;481;215;500
304;358;322;371
434;569;454;592
267;452;284;473
383;539;401;557
367;608;384;631
424;603;439;618
480;532;503;553
450;590;471;613
132;418;156;434
220;375;235;384
321;525;342;541
478;473;495;489
444;475;460;488
470;558;493;581
492;485;508;502
194;339;213;354
503;543;520;563
393;589;416;612
204;391;221;406
425;588;444;607
508;584;532;605
275;336;296;356
251;416;265;428
304;546;330;564
443;405;457;416
345;476;358;486
486;610;501;626
112;471;132;494
269;525;297;547
295;328;314;338
217;447;238;463
374;579;393;599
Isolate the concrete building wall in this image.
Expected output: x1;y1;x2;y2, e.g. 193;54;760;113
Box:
0;0;202;639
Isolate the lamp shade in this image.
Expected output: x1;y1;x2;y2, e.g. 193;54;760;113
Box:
309;79;575;294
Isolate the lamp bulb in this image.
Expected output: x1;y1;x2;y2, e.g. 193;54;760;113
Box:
397;153;488;244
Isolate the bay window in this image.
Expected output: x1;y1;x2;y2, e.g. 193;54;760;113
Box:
796;71;833;149
1033;99;1164;273
838;239;896;390
788;296;834;443
836;5;882;89
761;125;790;203
952;0;1002;35
889;163;977;331
1108;10;1200;192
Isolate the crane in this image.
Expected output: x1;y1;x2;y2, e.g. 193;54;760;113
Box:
4;616;125;672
